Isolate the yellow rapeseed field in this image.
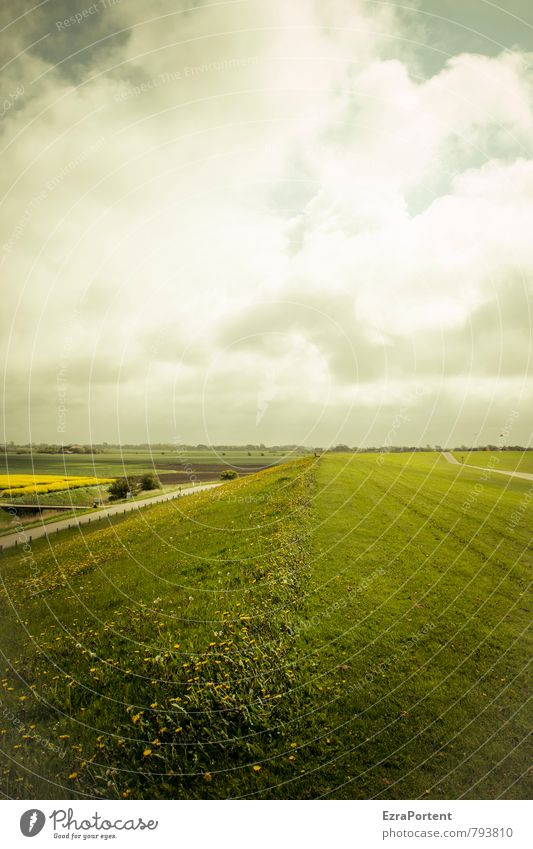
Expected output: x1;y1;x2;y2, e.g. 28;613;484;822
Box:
0;474;113;497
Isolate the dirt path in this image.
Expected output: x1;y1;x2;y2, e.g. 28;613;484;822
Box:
0;482;221;552
441;452;533;482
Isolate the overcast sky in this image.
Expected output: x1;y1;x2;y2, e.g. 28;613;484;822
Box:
1;0;532;447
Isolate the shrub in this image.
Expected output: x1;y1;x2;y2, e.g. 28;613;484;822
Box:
108;478;132;500
220;469;238;480
139;473;161;491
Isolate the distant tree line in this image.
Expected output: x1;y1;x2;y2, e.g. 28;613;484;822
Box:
1;442;311;453
2;442;531;454
452;445;529;452
326;445;532;453
1;443;103;454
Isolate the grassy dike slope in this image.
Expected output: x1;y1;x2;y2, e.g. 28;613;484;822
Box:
296;453;530;800
0;459;314;799
0;453;530;799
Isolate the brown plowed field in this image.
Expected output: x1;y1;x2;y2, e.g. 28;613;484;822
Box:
155;462;272;483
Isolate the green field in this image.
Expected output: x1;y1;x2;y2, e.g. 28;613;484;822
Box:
452;450;533;474
0;453;530;799
0;449;295;479
0;449;292;522
0;445;282;535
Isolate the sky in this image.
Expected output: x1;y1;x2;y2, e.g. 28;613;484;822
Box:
1;0;532;447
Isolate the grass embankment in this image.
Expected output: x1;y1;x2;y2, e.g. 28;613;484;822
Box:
292;453;531;799
3;486;109;507
0;459;315;798
452;450;533;474
0;453;530;799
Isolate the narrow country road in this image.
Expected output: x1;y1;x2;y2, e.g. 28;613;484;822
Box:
0;482;221;552
441;452;533;482
442;451;460;465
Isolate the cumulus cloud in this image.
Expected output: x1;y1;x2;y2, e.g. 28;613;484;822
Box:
0;0;532;445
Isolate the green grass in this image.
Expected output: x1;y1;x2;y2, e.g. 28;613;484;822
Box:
452;450;533;474
1;485;108;508
0;454;530;799
295;452;531;799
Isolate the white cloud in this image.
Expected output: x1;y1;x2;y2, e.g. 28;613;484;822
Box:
1;0;532;444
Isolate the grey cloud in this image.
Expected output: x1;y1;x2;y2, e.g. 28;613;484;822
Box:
17;0;131;83
216;274;533;390
217;292;387;384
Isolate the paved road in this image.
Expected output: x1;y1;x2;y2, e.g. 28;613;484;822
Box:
0;483;221;552
442;451;460;465
441;452;533;482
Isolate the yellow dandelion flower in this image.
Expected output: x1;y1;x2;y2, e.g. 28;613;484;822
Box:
143;748;152;757
203;772;213;782
252;764;261;772
68;772;78;780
